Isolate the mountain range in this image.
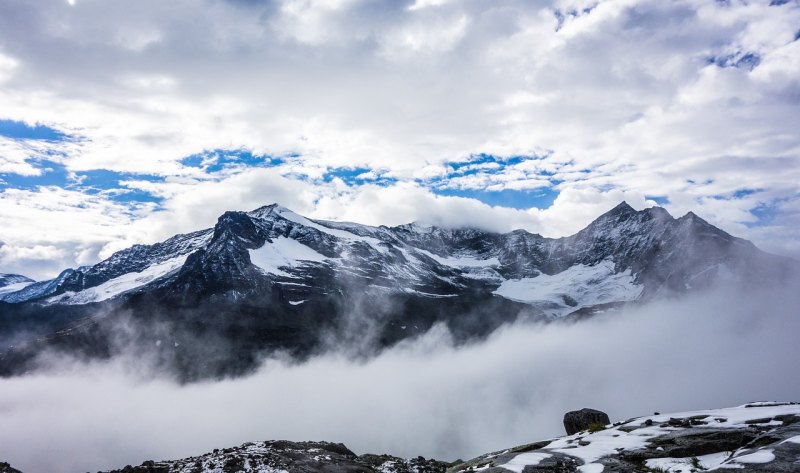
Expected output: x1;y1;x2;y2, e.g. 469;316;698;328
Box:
0;202;795;380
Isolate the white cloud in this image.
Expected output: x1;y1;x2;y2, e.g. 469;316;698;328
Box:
379;13;470;59
0;51;17;83
0;187;154;279
0;0;799;277
407;0;462;12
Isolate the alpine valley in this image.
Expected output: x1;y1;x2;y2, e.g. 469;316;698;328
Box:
0;202;796;380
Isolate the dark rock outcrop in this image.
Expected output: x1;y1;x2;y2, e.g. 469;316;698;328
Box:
563;408;610;435
99;440;450;473
0;463;22;473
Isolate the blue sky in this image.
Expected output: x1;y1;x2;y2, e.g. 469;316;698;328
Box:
0;119;67;141
0;0;799;279
0;119;567;212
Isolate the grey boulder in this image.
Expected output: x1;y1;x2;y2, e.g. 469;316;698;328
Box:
563;408;611;435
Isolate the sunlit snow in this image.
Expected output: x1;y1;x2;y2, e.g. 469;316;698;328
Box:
0;281;34;296
493;260;642;316
47;255;189;304
497;452;551;473
415;249;500;268
249;236;328;276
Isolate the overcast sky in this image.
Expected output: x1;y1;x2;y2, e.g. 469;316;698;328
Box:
1;0;799;279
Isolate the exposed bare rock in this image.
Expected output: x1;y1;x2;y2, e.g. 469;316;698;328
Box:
563;408;611;435
99;440;449;473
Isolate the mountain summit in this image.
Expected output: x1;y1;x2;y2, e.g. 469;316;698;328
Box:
0;202;795;379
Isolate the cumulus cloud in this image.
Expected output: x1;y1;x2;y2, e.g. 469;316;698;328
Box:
0;283;798;473
0;0;799;277
0;187;156;278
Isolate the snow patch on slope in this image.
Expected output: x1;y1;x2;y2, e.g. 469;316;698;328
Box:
646;452;730;472
731;449;775;464
415;249;500;268
519;404;800;472
277;208;373;241
0;281;34;296
249;236;328;276
493;260;642;316
498;452;551;472
270;206;394;255
47;255;189;305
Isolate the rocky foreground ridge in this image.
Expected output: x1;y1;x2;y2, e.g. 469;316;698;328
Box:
452;402;800;473
3;402;797;473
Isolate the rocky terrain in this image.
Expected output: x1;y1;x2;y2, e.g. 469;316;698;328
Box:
102;441;450;473
0;202;796;380
0;463;22;473
450;402;800;473
2;402;796;473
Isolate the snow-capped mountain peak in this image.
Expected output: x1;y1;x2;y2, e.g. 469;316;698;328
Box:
0;201;796;380
0;202;794;316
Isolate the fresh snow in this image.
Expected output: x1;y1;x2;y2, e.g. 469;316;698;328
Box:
531;404;799;470
47;255;189;304
578;464;604;473
646;452;730;472
462;404;799;473
546;425;655;464
276;208;378;242
249;236;328;276
498;452;551;473
731;449;775;464
492;260;642;316
625;403;800;428
404;289;459;298
272;207;392;254
0;281;34;296
415;249;500;268
782;435;800;444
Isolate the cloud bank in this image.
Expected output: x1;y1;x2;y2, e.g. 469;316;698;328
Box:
0;284;798;473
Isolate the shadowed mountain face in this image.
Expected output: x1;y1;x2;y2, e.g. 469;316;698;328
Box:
0;202;795;380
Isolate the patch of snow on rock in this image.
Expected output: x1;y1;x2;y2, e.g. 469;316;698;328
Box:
646;451;730;472
578;464;604;473
249;236;328;276
498;452;551;473
47;255;189;304
492;260;642;316
782;435;800;444
731;449;775;464
0;281;34;296
415;249;500;268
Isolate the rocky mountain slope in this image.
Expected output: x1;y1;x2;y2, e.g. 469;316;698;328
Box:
452;402;800;473
0;273;33;298
102;441;449;473
0;202;795;379
3;202;792;311
2;402;796;473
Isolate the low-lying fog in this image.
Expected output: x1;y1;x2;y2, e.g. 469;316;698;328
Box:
1;284;799;473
